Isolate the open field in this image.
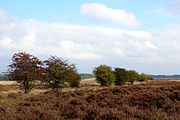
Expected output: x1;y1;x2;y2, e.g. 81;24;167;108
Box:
0;81;17;85
0;79;180;120
1;78;180;87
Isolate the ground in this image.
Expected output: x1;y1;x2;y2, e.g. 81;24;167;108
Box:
0;79;180;120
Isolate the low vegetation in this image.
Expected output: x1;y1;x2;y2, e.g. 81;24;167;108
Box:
0;80;179;120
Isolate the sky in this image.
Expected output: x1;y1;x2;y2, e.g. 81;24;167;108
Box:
0;0;180;74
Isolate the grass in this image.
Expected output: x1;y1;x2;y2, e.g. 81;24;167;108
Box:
0;81;17;85
0;78;180;93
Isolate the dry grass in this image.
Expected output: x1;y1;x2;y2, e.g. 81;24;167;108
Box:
80;78;99;85
1;78;180;93
0;81;17;85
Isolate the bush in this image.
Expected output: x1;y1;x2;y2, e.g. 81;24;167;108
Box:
93;65;115;86
138;73;150;82
66;70;81;88
128;70;138;85
114;68;128;85
44;56;76;89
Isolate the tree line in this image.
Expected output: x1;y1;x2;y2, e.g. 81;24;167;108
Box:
8;52;80;93
93;65;152;87
0;73;9;80
7;52;151;93
79;73;95;79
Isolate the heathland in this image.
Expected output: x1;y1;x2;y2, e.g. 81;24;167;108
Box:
0;79;180;120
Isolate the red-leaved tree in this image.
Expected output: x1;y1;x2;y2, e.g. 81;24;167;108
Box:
8;52;44;93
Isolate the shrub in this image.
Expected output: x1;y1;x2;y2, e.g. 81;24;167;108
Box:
66;70;81;88
8;52;44;93
43;56;76;89
127;70;138;85
138;73;150;82
114;68;128;85
93;65;115;86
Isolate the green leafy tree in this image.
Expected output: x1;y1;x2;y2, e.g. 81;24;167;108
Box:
66;69;81;88
138;73;151;82
44;56;76;89
128;70;138;85
8;52;43;93
93;65;115;86
114;68;128;85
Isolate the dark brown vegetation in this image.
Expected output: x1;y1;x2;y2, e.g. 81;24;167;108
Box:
0;80;180;120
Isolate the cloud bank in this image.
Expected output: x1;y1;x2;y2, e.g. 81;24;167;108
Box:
0;3;180;74
81;3;139;26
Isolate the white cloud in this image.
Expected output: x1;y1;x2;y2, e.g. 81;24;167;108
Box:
81;3;139;26
0;37;12;46
0;10;154;72
58;40;102;60
1;9;180;74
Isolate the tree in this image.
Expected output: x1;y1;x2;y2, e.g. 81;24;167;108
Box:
128;70;138;85
44;56;76;89
8;52;43;93
93;65;115;86
114;68;128;85
66;69;81;88
138;73;151;82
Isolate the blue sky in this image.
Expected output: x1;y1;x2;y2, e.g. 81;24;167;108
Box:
1;0;178;26
0;0;180;74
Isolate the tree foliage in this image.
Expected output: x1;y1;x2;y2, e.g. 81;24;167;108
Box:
43;56;77;89
114;68;128;85
93;65;115;86
128;70;138;85
8;52;43;93
138;73;151;82
66;69;81;88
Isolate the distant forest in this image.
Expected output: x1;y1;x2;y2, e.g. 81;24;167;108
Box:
0;73;94;80
151;75;180;78
79;73;95;79
0;73;9;80
1;72;180;80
